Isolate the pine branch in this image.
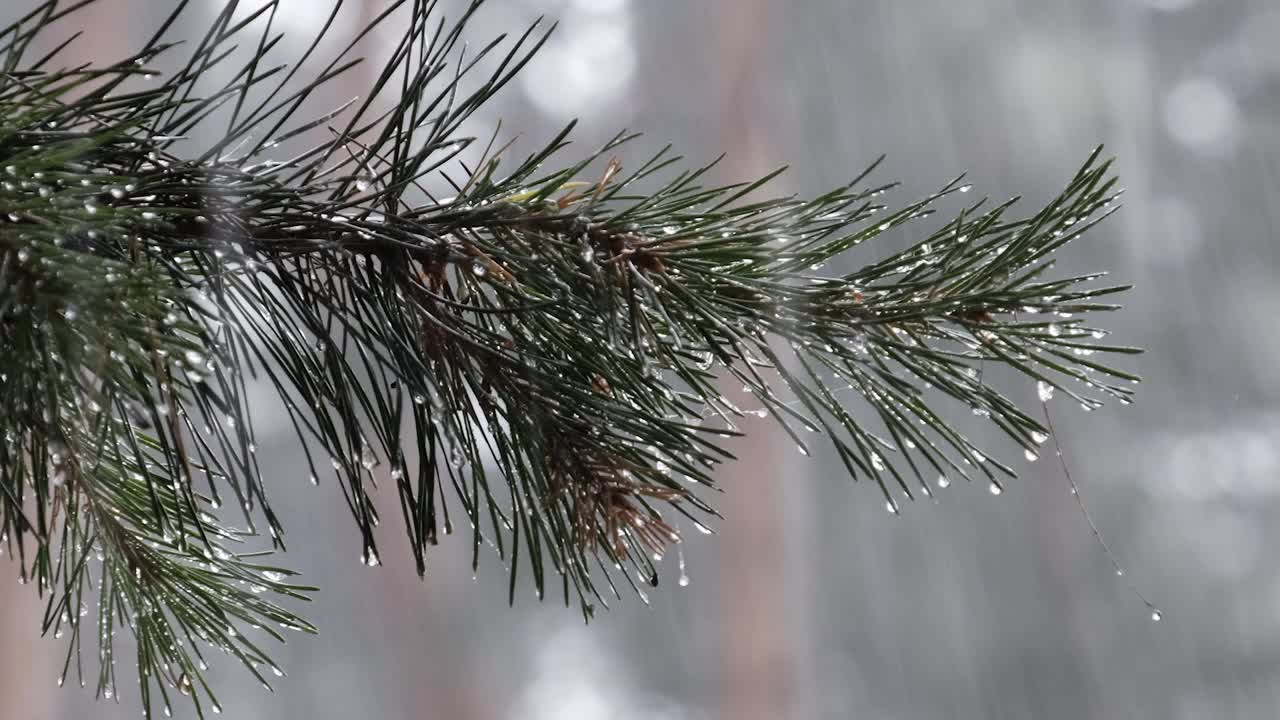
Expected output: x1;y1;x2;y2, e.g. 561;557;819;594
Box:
0;0;1139;716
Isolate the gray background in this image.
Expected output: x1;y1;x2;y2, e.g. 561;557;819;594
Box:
3;0;1278;718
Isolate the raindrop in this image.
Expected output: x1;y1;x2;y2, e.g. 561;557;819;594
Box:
677;547;690;587
448;444;466;468
1150;609;1163;622
1037;381;1055;402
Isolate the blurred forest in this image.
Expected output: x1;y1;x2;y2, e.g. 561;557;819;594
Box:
3;0;1279;718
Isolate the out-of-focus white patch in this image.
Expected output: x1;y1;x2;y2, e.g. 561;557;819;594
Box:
520;11;635;118
220;0;341;42
570;0;629;14
1163;77;1239;153
513;625;697;720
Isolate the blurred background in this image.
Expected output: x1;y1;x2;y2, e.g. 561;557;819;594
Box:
4;0;1280;717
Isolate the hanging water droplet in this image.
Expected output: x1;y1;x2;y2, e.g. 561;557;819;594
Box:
937;475;950;489
1150;609;1163;622
870;453;885;471
355;176;371;192
1047;323;1062;337
885;500;899;515
958;184;973;193
1024;448;1039;462
1037;381;1055;402
988;482;1003;496
448;444;466;468
1031;431;1049;444
471;262;487;278
694;521;712;535
677;546;690;587
796;445;810;456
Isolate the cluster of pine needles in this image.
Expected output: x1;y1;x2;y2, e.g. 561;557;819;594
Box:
0;0;1138;716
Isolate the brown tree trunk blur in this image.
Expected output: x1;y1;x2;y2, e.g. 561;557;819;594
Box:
706;4;793;719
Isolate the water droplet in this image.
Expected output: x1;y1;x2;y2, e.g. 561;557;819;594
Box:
355;176;371;192
581;246;596;263
1150;609;1163;622
471;262;487;278
988;482;1003;496
1031;431;1049;444
937;475;951;489
677;547;690;587
958;184;972;193
1047;323;1062;337
870;453;885;471
885;500;899;515
1024;449;1039;462
1037;381;1055;402
694;521;712;535
796;445;810;456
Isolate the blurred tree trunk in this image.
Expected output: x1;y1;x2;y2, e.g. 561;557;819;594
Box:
707;4;793;719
